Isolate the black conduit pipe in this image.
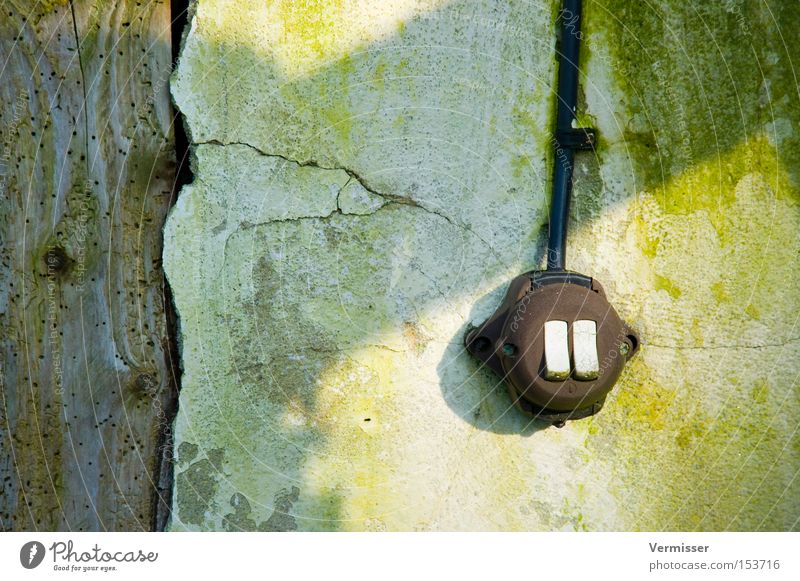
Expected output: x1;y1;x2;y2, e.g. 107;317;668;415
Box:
546;0;595;271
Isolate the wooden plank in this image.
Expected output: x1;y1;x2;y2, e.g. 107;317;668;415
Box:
0;0;179;531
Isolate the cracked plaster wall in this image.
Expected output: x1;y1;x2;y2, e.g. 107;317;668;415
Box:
164;0;800;531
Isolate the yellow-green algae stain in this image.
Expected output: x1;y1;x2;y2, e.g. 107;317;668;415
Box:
710;281;730;304
591;359;799;530
579;0;800;529
277;0;347;65
301;348;400;531
586;1;800;210
750;379;769;405
654;275;681;299
744;303;761;320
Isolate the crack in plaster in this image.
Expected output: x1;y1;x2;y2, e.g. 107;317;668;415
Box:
646;336;800;351
194;139;504;260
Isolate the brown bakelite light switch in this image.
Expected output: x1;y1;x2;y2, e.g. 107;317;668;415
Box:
465;270;639;427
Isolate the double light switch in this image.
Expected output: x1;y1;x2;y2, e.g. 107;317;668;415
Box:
544;320;599;381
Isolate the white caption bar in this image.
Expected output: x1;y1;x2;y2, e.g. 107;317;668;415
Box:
1;533;797;581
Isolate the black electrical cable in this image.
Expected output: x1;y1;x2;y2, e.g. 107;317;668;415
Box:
546;0;593;271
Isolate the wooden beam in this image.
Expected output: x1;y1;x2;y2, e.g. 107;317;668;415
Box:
0;0;179;531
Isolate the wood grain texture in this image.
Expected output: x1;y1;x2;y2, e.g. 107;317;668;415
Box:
0;0;179;531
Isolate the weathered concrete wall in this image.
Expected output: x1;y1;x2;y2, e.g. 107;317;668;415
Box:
164;0;800;530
